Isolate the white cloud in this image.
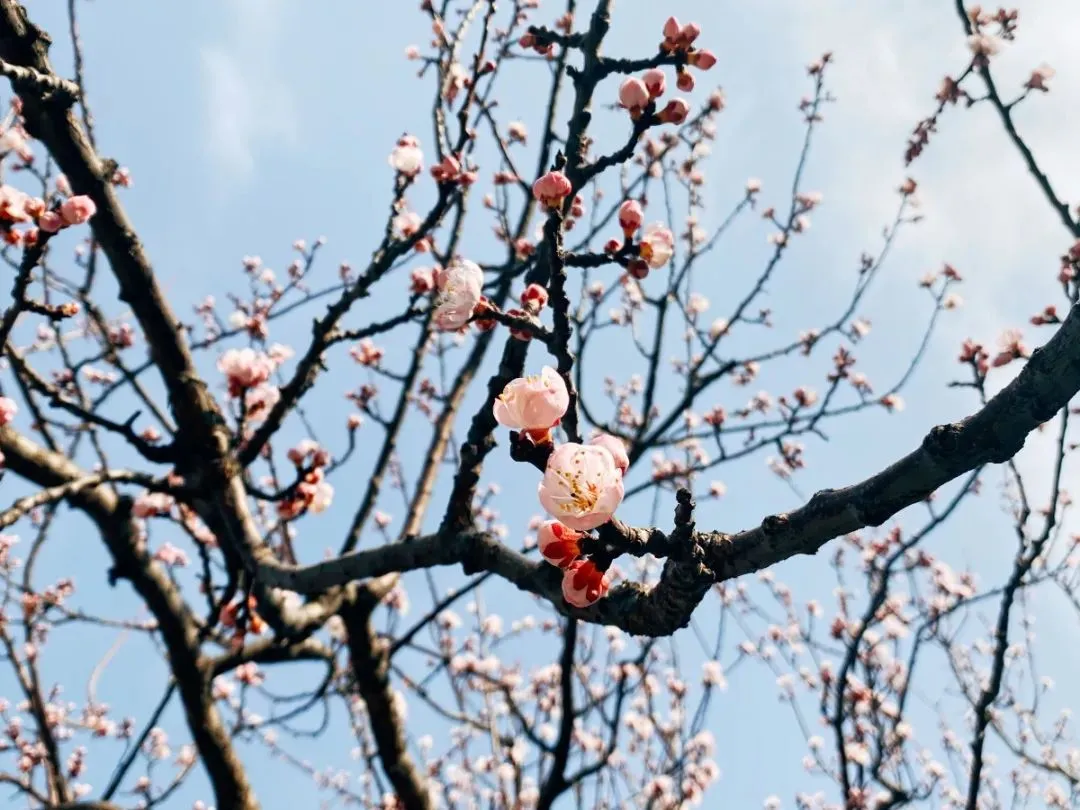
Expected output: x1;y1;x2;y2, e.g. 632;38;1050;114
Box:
199;0;298;188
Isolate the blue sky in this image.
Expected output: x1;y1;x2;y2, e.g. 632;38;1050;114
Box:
6;0;1080;807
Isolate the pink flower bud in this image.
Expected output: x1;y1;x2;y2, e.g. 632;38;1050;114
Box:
618;200;644;235
38;210;62;233
59;195;96;226
676;70;695;92
520;283;549;313
641;68;666;99
690;49;717;70
659;98;691;125
679;22;702;46
662;16;681;41
532;170;572;209
618;77;650;115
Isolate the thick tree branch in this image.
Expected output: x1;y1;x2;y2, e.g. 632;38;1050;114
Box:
0;427;259;810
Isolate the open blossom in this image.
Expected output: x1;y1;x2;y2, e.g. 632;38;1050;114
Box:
217;348;273;396
532;170;572;209
538;442;624;531
244;384;280;422
639;222;675;268
0;396;16;426
432;258;484;331
618;77;650;116
537;520;585;568
493;366;569;442
588;433;628;475
562;559;610;607
0;185;31;222
618;200;644;235
388;135;423;176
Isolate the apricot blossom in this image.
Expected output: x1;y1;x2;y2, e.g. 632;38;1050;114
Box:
538;442;624;531
639;222;675;268
217;348;274;397
493;366;569;442
432;258;484;331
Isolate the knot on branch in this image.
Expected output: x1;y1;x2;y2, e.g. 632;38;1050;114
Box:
761;513;790;535
922;422;962;458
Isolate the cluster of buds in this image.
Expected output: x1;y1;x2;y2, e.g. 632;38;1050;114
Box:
430;153;477;186
0;185;96;247
517;30;555;58
219;594;267;650
277;439;334;520
618;69;692;124
537;521;611;608
659;17;717;92
608;200;675;279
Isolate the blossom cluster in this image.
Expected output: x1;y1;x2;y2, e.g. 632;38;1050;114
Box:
493;367;629;606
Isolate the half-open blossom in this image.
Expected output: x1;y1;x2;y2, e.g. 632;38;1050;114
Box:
618;200;644;235
410;266;436;294
618;77;650;117
532;171;572;210
59;196;96;226
217;348;273;397
1025;64;1055;92
588;433;629;475
537;520;585;568
562;559;610;607
639;223;674;268
432;258;483;331
389;135;424;176
658;98;691;125
538;442;624;531
493;366;569;442
0;396;16;426
641;69;666;99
